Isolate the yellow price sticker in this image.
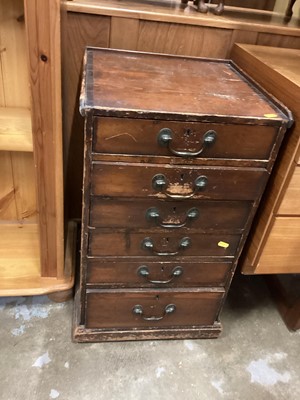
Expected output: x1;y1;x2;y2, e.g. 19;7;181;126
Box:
218;241;229;249
264;113;278;118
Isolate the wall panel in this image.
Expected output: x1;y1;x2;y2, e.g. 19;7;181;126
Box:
110;17;139;50
257;33;300;49
63;13;110;218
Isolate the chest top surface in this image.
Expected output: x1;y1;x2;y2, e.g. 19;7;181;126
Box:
80;47;291;125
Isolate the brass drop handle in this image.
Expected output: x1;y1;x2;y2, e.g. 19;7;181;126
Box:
142;237;191;256
158;128;217;157
146;207;199;228
152;174;208;199
132;304;176;321
138;265;183;284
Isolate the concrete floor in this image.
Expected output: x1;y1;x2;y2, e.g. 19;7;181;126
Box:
1;274;299;400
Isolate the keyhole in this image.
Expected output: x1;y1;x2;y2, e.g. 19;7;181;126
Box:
161;266;164;272
180;174;184;181
173;207;177;214
161;237;169;247
185;128;191;136
156;295;160;301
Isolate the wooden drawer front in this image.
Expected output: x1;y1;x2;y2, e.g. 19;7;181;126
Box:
88;230;241;257
85;290;224;329
278;166;300;216
91;163;268;201
90;198;251;231
87;259;232;287
255;217;300;274
94;117;276;160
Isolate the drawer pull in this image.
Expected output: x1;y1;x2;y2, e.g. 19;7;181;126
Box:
138;265;183;284
146;207;199;228
152;174;208;199
132;304;176;321
142;237;191;255
158;128;217;157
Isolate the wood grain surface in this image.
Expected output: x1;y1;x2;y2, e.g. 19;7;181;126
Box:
90;198;251;231
83;49;284;121
88;230;241;257
91;162;268;200
24;0;64;277
86;259;232;287
0;223;74;296
0;152;17;220
63;6;299;218
0;0;30;108
85;289;224;329
75;45;291;341
65;0;300;35
94;117;277;160
62;12;110;218
278;165;300;215
0;107;32;152
11;152;37;222
232;44;300;274
254;217;300;274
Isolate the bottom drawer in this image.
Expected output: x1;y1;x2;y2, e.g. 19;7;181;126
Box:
85;289;224;329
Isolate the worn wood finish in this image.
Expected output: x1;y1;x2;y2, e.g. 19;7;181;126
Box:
88;230;241;257
85;289;224;329
83;49;285;121
91;162;268;201
63;4;300;218
92;153;271;169
94;117;277;160
232;44;300;276
74;323;223;341
87;259;232;287
74;287;222;340
75;48;291;341
90;198;252;231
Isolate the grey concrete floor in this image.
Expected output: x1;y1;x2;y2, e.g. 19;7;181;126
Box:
0;274;299;400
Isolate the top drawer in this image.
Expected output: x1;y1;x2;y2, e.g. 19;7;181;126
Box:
93;117;277;161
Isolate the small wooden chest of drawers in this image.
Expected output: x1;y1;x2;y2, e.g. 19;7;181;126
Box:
73;48;292;342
